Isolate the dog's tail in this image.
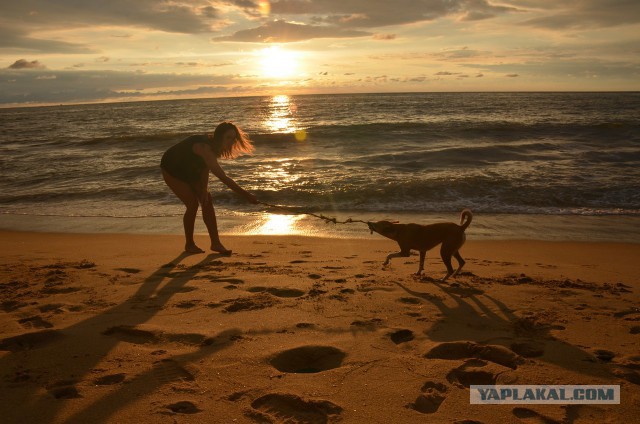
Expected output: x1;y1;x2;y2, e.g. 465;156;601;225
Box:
459;209;473;231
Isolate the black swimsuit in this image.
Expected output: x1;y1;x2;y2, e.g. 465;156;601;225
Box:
160;135;212;185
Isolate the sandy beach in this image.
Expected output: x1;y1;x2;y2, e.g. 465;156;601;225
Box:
0;230;639;423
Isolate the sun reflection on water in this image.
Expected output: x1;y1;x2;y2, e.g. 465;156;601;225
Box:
246;213;305;235
264;95;306;142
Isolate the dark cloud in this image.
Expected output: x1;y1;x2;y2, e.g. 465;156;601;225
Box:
0;1;222;37
219;0;519;42
8;59;46;69
466;60;640;80
213;19;369;42
0;68;244;104
0;27;95;54
518;0;640;29
266;0;519;28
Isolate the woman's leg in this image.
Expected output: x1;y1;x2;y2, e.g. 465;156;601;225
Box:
195;171;231;254
161;168;203;253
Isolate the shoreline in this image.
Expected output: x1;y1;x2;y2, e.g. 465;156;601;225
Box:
1;231;638;422
1;212;639;243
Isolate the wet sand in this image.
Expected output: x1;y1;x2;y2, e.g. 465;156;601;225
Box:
0;230;638;423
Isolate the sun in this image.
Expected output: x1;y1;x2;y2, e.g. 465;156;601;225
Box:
259;46;299;79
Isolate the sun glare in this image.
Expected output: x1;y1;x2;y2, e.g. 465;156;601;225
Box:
259;46;299;79
248;213;304;235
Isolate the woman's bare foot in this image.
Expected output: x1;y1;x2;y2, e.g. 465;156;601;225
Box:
185;243;205;254
211;242;232;255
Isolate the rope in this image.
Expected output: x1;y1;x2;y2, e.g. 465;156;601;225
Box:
258;201;369;225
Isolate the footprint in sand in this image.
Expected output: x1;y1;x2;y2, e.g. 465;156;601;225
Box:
611;365;640;385
0;300;28;312
102;325;209;346
269;345;346;374
114;268;142;274
247;286;306;298
295;322;316;329
398;297;422;305
38;303;67;314
41;285;82;295
174;286;198;293
102;325;161;344
196;276;245;285
249;393;342;423
153;359;195;383
0;329;63;351
47;380;81;399
407;381;448;414
512;407;561;424
446;361;500;387
389;329;415;344
356;283;396;293
424;341;524;369
18;316;53;329
221;293;280;313
174;300;201;309
351;318;384;330
94;373;126;386
165;401;201;414
510;341;545;358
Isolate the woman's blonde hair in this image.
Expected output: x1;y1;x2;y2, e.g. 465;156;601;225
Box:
210;121;254;159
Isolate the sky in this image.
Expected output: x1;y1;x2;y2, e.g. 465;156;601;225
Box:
0;0;639;106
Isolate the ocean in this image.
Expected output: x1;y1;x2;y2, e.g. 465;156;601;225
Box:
1;92;639;242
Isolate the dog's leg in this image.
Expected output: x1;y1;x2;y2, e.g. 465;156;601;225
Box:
440;245;455;282
451;251;466;277
416;250;426;275
384;249;410;268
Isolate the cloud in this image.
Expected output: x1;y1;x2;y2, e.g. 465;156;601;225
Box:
506;74;519;77
513;0;640;29
0;1;224;37
466;59;640;80
219;0;520;41
373;33;396;40
8;59;46;69
265;0;519;28
369;48;489;62
213;19;370;42
0;68;245;104
0;26;95;54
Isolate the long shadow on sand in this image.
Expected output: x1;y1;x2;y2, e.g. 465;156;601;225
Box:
395;278;630;383
0;252;244;423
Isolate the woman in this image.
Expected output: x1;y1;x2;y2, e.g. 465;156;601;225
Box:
161;122;258;254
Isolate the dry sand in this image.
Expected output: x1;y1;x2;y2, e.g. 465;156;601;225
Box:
0;230;638;423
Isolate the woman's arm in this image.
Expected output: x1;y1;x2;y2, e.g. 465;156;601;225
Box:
193;143;257;203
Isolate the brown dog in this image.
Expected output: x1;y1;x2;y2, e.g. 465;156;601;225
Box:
367;209;473;281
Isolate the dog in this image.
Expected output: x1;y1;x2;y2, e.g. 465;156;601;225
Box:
367;209;473;281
